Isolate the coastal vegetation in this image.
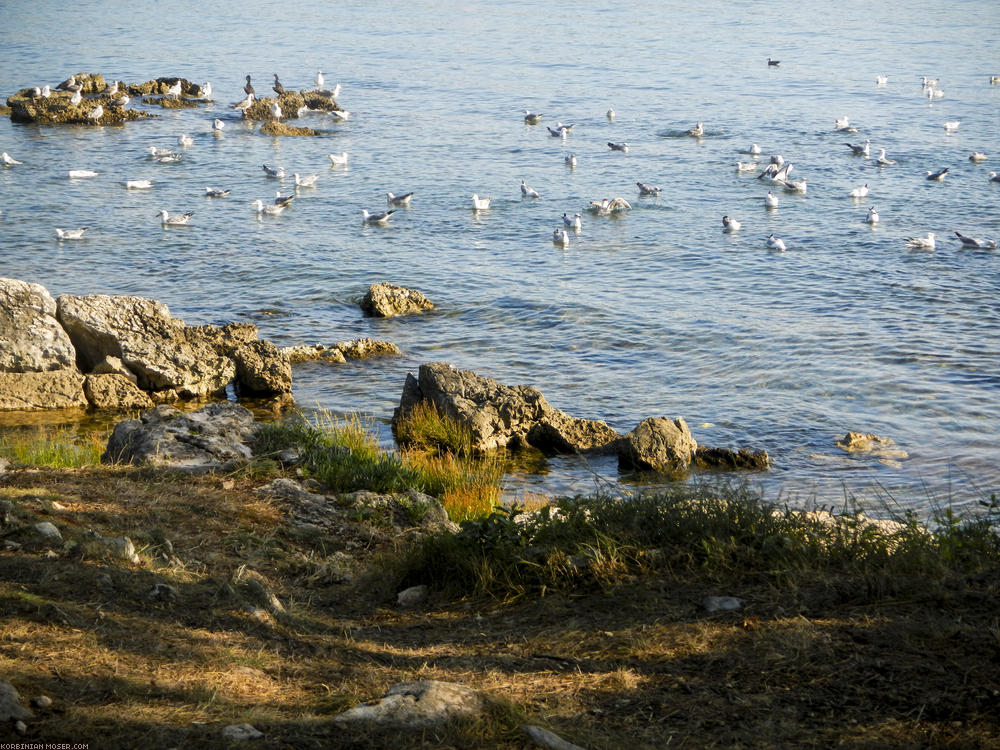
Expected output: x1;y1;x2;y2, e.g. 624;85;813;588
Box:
0;415;998;747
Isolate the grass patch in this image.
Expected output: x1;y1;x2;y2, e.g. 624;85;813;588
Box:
0;427;106;468
393;401;474;457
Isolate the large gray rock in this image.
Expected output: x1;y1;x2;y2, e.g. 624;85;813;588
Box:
0;679;34;722
394;362;619;454
56;293;235;398
360;282;435;318
333;680;485;727
0;370;88;410
617;417;698;475
228;339;292;394
102;402;258;471
0;278;77;372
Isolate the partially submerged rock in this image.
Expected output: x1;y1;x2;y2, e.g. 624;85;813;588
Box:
125;77;203;98
261;121;318;136
336;338;400;359
333;680;486;727
83;373;154;410
361;283;435;318
243;91;306;122
279;339;398;363
836;431;907;461
7;88;150;125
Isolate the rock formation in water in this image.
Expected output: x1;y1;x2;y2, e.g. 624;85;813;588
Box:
360;283;435;318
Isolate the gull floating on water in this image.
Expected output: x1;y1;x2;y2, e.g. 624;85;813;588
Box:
781;177;807;193
943;120;960;132
564;153;577;167
835;116;850;129
328;152;349;167
846;139;870;157
520;181;540;198
386;191;413;206
866;206;879;224
212;119;225;132
329;109;351;121
563;212;582;231
524;110;542;124
274;191;294;207
926;168;949;181
552;228;569;246
253;199;286;216
607;141;629;152
876;74;888;85
262;164;286;179
766;233;786;251
954;231;997;249
988;172;1000;183
767;58;780;66
849;183;870;198
606;108;615;120
636;182;662;196
55;227;88;240
684;121;704;137
876;149;895;166
905;233;936;250
748;143;762;155
588;197;631;214
547;123;572;137
926;87;944;100
735;160;760;173
722;215;741;233
68;169;98;178
178;133;194;147
361;208;394;224
969;152;987;162
471;194;491;211
991;76;1000;85
125;179;153;190
765;191;779;209
294;173;320;188
158;209;193;226
147;146;175;158
205;187;230;197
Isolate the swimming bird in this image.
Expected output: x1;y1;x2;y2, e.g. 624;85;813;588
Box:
954;231;997;249
233;92;254;111
552;228;569;246
68;169;98;178
876;74;888;86
328;109;351;121
361;208;394;224
563;212;582;231
386;191;413;206
274;191;295;207
969;152;987;162
905;233;936;250
147;146;175;158
315;71;324;88
849;183;870;198
943;120;960;132
765;191;779;208
471;194;491;211
684;121;704;137
520;181;540;198
866;206;879;224
781;177;807;193
165;80;182;98
270;102;282;120
926;87;944;100
722;215;741;233
876;149;895;166
178;133;194;147
564;153;577;167
273;74;285;95
748;143;762;155
244;75;255;96
252;199;286;216
262;164;286;179
200;82;212;98
1;152;24;166
158;209;194;226
834;116;850;130
606;107;615;120
153;152;181;163
636;182;662;196
988;172;1000;183
766;233;786;251
846;139;870;157
205;187;230;197
125;179;153;189
767;57;780;66
992;76;1000;85
524;110;543;124
926;168;948;181
55;227;89;240
735;160;760;172
295;173;320;188
327;152;349;166
588;197;632;214
547;125;571;137
921;77;940;88
69;89;82;106
607;141;629;152
212;119;225;131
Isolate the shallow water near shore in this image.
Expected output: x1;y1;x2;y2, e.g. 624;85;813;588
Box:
1;0;998;514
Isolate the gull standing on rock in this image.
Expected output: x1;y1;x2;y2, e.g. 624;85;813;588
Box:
234;92;254;112
165;80;182;98
69;88;82;106
270;102;282;120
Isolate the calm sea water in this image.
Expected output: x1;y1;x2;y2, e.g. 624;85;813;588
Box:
1;0;999;513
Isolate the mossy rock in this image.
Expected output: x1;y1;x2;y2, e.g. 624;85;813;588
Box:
6;90;151;125
260;121;318;136
0;105;10;116
145;96;200;109
244;91;306;122
126;77;203;98
56;73;106;94
300;89;343;113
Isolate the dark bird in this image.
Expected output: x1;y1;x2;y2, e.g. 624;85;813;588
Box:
926;167;949;181
768;57;781;66
273;74;285;95
244;75;255;97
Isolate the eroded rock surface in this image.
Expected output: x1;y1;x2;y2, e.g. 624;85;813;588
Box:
333;681;486;727
361;282;435;318
0;278;77;372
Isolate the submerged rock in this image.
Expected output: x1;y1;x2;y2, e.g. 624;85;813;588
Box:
695;445;771;470
336;338;400;359
360;282;435;318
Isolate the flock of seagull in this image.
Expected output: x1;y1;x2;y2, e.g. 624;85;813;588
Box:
2;66;999;251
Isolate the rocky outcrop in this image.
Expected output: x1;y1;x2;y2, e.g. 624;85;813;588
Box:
0;371;87;411
280;338;399;363
361;283;435;318
83;374;154;410
333;681;487;727
260;121;318;136
300;89;344;113
0;278;77;372
7;80;150;125
102;402;258;471
243;91;306;122
125;77;203;98
227;339;293;394
395;363;769;475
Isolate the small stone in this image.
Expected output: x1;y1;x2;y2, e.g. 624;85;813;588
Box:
14;720;27;735
221;723;264;741
147;583;178;602
34;521;62;541
30;695;52;709
397;584;429;607
522;724;590;750
703;596;744;613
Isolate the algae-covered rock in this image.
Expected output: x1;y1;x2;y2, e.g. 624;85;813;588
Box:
243;91;306;121
126;77;201;98
56;73;106;94
7;89;150;125
300;89;344;113
260;121;318;136
145;96;200;109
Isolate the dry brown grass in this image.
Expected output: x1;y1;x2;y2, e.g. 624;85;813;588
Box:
1;466;999;748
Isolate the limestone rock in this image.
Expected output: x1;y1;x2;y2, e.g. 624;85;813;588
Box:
91;355;138;382
522;724;590;750
125;77;202;98
694;445;771;470
333;680;486;727
101;402;258;471
34;522;62;541
361;282;435;318
56;293;235;398
7;86;150;125
617;417;698;475
84;374;155;410
260;121;318;136
280;344;347;364
342;489;454;532
227;340;292;394
836;432;907;461
300;89;344;112
221;723;264;741
397;584;429;607
0;370;87;410
336;338;400;359
0;680;34;722
243;91;306;122
0;277;77;372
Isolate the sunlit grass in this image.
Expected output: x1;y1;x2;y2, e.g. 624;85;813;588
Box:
0;428;106;468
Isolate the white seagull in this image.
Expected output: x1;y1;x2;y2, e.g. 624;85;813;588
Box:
200;82;212;98
564;153;577;167
262;164;286;179
606;107;615;120
361;208;394;224
178;133;194;147
748;143;762;155
684;121;704;137
835;116;850;130
781;177;807;193
315;71;324;88
969;152;987;162
524;110;543;124
905;233;936;250
876;74;888;86
866;206;879;224
552;228;569;246
87;104;103;123
252;199;286;216
520;181;540;198
294;173;320;188
233;93;254;111
588;197;632;214
846;139;870;157
68;169;98;178
926;168;949;181
766;234;786;251
471;194;491;211
328;109;351;121
212;119;225;132
562;212;582;231
765;191;779;209
55;227;89;240
735;160;760;173
849;183;870;198
2;152;24;166
69;89;82;106
165;80;182;99
158;209;194;226
942;120;960;132
205;187;230;197
954;231;997;249
988;172;1000;183
722;215;741;233
125;179;153;190
547;124;571;137
270;102;282;120
386;191;413;206
636;182;662;196
147;146;175;158
607;141;629;152
328;152;349;167
876;149;895;166
40;85;51;98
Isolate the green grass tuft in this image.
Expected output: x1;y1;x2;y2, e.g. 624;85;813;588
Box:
0;428;106;468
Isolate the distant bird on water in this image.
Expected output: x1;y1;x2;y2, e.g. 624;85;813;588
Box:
988;172;1000;183
969;152;987;162
295;173;320;188
212;119;225;132
244;75;255;96
204;187;230;197
684;121;704;137
552;228;569;246
846;139;870;157
200;82;212;98
178;133;194;147
564;153;577;167
636;182;662;196
942;120;960;133
905;233;936;250
327;152;349;167
252;199;286;216
926;168;949;181
2;152;24;166
55;227;88;240
875;74;888;86
361;208;394;224
471;194;491;211
849;183;870;198
262;164;286;179
954;231;997;249
866;206;879;224
125;179;153;190
876;149;895;166
767;57;781;66
524;110;542;124
158;209;194;226
272;74;285;95
766;233;786;251
68;169;98;178
722;215;741;232
765;191;779;209
386;191;413;206
563;212;582;231
608;141;629;152
520;181;540;198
